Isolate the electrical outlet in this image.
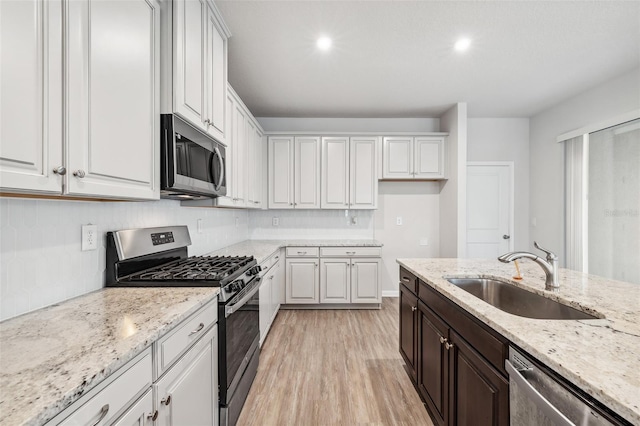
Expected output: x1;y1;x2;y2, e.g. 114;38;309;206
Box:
351;216;358;225
81;224;98;251
420;238;429;246
396;216;403;226
272;217;279;226
197;219;203;234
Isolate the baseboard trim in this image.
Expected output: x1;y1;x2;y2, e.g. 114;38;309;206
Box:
382;290;399;298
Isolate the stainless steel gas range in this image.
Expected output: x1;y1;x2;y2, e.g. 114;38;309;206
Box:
106;226;260;426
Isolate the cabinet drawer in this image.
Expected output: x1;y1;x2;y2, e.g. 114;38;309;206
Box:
260;250;282;273
58;350;152;426
418;280;508;375
399;267;418;295
320;247;381;257
154;298;217;378
286;247;319;257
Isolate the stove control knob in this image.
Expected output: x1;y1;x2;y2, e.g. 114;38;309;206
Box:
246;266;262;276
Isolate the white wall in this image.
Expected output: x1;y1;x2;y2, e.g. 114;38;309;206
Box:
467;118;530;251
529;67;640;264
439;103;468;257
249;209;374;239
0;198;249;321
257;117;440;133
374;182;440;294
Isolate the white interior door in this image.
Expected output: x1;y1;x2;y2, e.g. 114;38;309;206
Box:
466;163;513;258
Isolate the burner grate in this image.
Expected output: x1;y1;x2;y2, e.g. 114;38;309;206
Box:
126;255;254;282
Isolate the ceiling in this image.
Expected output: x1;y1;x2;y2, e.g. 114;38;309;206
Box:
217;1;640;118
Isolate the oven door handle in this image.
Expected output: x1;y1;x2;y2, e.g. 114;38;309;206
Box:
225;278;261;318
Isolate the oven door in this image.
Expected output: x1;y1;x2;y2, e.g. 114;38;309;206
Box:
220;277;260;405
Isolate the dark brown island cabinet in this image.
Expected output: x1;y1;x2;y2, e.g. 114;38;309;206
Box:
399;267;509;426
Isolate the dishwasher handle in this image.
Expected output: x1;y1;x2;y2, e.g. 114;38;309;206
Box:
505;359;575;426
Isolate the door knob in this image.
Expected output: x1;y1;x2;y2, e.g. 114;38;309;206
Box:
503;235;511;240
73;170;86;178
53;166;67;175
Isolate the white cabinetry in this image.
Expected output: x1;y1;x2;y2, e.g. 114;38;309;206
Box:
286;246;382;306
1;0;160;200
268;137;321;209
259;250;283;346
155;325;218;426
321;137;377;209
0;0;63;194
382;136;445;180
111;390;153;426
171;0;228;142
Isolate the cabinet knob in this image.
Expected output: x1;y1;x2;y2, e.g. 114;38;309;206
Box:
73;170;86;178
148;410;159;421
445;342;454;350
411;306;417;312
439;336;447;344
204;119;211;126
161;395;172;406
53;166;67;175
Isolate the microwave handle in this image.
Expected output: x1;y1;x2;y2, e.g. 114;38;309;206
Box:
212;146;224;191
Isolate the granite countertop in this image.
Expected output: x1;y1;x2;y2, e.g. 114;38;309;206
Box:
397;258;640;425
0;287;220;426
207;239;383;264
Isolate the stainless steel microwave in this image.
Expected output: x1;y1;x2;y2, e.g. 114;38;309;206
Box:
160;114;226;200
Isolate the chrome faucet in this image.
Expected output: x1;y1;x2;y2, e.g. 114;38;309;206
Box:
498;242;559;290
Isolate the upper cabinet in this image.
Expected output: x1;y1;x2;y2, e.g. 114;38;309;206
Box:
321;137;377;209
382;136;446;180
268;137;321;209
166;0;229;143
0;0;160;200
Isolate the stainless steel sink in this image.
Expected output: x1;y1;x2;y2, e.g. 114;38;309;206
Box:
445;278;599;320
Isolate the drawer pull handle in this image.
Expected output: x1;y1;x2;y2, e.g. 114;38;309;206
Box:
91;404;109;426
188;323;205;336
162;395;172;406
297;251;307;254
401;277;410;282
148;410;159;421
269;275;275;279
439;336;447;344
445;342;454;350
346;251;356;255
411;306;417;312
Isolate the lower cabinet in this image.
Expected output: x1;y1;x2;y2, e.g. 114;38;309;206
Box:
399;268;509;426
287;246;382;306
111;390;154;426
260;251;283;346
155;325;218;426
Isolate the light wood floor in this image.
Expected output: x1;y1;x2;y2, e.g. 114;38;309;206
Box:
237;298;434;426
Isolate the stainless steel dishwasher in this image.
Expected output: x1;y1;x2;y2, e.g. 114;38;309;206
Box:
505;346;629;426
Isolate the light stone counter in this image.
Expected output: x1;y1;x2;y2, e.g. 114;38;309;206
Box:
397;258;640;425
0;287;220;426
206;239;383;264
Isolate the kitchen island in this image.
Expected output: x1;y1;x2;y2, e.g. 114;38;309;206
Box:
397;258;640;425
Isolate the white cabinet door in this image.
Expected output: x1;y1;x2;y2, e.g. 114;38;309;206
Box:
233;104;247;206
350;259;381;303
66;0;159;200
320;259;350;304
349;137;378;209
285;259;319;304
270;257;282;319
253;128;263;208
204;3;226;141
246;119;256;207
155;325;218;426
268;137;294;209
259;275;272;346
414;137;444;179
321;137;349;209
382;137;413;179
173;0;206;130
111;390;153;426
0;0;63;194
294;137;321;209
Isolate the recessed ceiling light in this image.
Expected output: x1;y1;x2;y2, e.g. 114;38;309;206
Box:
454;37;472;52
317;36;332;51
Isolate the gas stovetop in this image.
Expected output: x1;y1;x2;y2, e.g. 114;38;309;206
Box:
125;255;255;283
105;227;259;301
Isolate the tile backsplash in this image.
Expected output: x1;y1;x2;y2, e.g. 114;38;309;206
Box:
248;209;375;240
0;198;248;321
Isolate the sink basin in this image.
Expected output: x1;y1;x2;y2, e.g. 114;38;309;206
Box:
445;278;598;320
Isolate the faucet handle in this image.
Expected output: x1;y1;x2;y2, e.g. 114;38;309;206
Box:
534;241;558;260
